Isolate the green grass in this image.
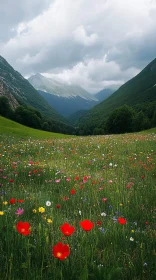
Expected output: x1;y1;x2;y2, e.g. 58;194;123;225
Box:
0;116;70;139
141;127;156;134
0;126;155;280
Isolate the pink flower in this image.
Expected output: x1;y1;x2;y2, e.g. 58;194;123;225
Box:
15;208;24;216
66;177;71;182
102;198;107;202
55;179;60;183
63;196;69;201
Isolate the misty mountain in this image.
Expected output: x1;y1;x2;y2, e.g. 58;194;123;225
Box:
0;56;68;124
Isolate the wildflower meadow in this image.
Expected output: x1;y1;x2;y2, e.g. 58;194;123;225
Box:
0;131;155;280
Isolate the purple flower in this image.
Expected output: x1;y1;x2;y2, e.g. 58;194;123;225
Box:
15;208;24;216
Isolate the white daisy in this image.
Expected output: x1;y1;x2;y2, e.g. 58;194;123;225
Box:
46;201;51;206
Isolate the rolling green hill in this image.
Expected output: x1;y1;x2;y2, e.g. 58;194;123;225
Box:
0;116;69;139
78;58;156;133
0;56;68;125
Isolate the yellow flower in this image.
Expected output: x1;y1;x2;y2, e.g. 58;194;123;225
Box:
0;211;4;216
38;207;45;213
131;230;135;233
33;209;37;213
119;203;123;206
47;219;52;223
3;201;8;205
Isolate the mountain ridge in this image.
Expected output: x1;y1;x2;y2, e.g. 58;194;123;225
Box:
77;58;156;133
28;73;98;100
28;73;115;117
0;55;69;125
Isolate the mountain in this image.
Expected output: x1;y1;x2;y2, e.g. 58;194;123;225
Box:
67;109;88;125
0;56;68;124
28;73;99;117
94;88;115;102
77;58;156;134
28;73;97;100
0;78;19;110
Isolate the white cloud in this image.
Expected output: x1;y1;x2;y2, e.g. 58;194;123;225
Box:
73;25;98;46
43;57;140;93
0;0;156;92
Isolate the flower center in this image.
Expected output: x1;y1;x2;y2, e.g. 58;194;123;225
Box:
57;252;62;257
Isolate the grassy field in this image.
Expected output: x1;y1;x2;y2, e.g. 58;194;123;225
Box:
0;116;70;139
0;119;155;279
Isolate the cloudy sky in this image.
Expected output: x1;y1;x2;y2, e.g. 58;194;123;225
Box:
0;0;156;93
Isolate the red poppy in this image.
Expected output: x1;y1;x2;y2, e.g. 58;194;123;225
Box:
56;204;61;209
52;242;70;260
74;176;79;181
70;189;76;195
10;198;16;204
96;220;102;226
80;219;94;231
18;199;24;203
16;221;31;236
9;179;14;183
118;217;127;225
60;222;75;236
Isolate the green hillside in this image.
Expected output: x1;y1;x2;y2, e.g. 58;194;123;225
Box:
78;58;156;132
0;116;70;139
0;56;68;124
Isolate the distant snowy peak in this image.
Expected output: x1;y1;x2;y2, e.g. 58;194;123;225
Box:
28;73;98;101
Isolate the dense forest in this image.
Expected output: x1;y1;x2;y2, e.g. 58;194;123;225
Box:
0;96;155;136
0;96;75;135
76;102;156;135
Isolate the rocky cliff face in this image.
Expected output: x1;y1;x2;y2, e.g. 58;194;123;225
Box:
0;78;19;110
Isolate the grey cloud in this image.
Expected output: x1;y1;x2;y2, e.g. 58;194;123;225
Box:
0;0;52;42
0;0;156;93
107;25;156;71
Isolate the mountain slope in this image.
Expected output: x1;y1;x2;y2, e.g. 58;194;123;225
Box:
38;90;98;117
78;58;156;133
0;78;19;109
94;88;115;102
67;109;88;125
0;56;68;124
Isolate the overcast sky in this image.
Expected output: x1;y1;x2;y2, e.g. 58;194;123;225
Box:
0;0;156;93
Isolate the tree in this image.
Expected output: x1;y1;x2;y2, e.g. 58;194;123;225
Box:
0;96;13;118
105;105;135;134
133;111;150;131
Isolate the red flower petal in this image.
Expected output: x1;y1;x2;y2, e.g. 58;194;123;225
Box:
80;219;94;231
60;222;75;236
